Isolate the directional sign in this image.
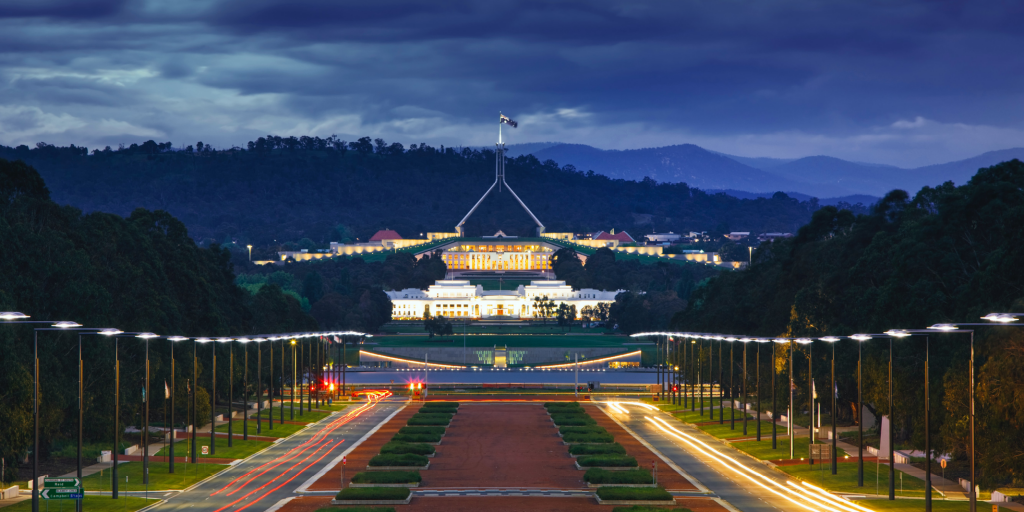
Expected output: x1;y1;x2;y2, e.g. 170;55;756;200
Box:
41;489;82;500
202;445;209;455
940;459;947;469
43;478;81;489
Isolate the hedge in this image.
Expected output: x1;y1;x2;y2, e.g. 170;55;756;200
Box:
610;507;693;512
569;443;627;456
412;412;454;418
380;442;435;456
367;454;429;467
315;508;397;512
584;468;654;484
595;487;673;501
407;417;451;426
423;401;459;408
545;402;582;409
551;415;595;426
560;425;608;435
334;488;411;500
391;433;442;443
563;432;615;444
398;426;446;436
577;455;638;467
350;471;422;484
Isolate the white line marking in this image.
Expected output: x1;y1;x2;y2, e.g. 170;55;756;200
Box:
264;496;297;512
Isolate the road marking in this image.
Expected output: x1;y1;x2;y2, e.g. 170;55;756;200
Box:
294;403;408;493
263;496;296;512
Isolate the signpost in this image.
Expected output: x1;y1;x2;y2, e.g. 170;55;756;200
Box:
341;456;346;489
202;446;209;455
42;479;83;502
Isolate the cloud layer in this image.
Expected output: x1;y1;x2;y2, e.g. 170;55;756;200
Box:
1;0;1022;167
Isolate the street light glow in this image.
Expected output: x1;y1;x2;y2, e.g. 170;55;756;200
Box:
928;324;959;331
167;336;189;341
136;332;160;339
819;336;841;342
98;328;123;336
53;321;82;328
0;312;30;320
849;334;872;341
883;329;912;337
982;313;1018;322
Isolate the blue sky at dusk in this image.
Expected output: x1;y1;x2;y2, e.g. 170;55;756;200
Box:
0;0;1021;167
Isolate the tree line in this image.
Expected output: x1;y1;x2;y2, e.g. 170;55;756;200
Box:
670;159;1024;488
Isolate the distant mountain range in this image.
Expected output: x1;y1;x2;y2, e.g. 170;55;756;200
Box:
504;143;1024;202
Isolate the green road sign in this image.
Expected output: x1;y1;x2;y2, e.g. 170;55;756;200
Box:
41;488;82;500
43;478;81;489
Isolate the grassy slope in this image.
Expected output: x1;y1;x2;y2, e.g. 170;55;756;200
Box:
155;438;271;460
80;462;223;491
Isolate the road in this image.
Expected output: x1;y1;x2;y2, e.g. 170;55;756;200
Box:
153;395;404;512
595;400;865;512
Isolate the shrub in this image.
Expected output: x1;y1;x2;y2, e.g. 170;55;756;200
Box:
563;432;615;444
610;507;693;512
334;487;411;501
584;468;653;484
551;414;595;426
315;508;397;512
410;413;453;421
595;487;673;501
569;443;627;456
545;402;582;409
367;454;429;467
380;442;435;456
560;425;608;435
423;401;459;408
577;455;638;467
391;433;442;443
407;417;450;426
398;426;446;435
350;471;421;484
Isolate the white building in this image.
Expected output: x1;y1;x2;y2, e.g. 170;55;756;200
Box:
644;232;682;244
386;280;622;320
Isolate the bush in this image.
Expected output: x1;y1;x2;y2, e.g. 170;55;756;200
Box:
398;426;446;435
407;417;450;426
334;487;411;501
350;471;421;484
315;508;396;512
577;455;638;467
560;425;608;435
380;442;435;456
367;454;429;467
391;433;442;443
610;507;693;512
569;443;627;456
423;401;459;408
563;432;615;444
551;414;595;426
545;402;582;409
584;468;653;484
595;487;672;501
411;412;453;418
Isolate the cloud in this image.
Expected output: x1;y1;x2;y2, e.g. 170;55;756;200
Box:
0;0;1021;166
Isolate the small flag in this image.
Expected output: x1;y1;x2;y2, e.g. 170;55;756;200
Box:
812;381;817;399
499;114;518;128
165;381;170;399
834;382;839;399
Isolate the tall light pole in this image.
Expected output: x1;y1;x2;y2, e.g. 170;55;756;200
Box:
820;336;841;475
796;338;813;466
195;338;215;455
729;338;736;430
741;338;749;436
772;339;788;452
291;339;297;420
136;332;160;485
247;244;253;262
850;334;872;486
166;336;188;473
218;337;234;447
254;338;265;434
237;338;250;441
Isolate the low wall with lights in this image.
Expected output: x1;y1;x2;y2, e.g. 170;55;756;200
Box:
368;346;639;367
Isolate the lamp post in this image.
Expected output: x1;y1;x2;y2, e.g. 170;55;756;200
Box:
773;338;789;452
820;336;841;475
771;339;779;450
134;332;161;484
218;337;234;447
237;338;250;441
882;331;902;500
796;338;813;466
718;337;724;424
729;338;736;430
165;336;188;473
741;338;749;436
291;338;297;420
849;334;872;486
195;338;215;455
255;338;265;434
756;338;768;442
884;329;937;510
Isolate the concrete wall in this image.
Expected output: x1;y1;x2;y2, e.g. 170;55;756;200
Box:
367;346;636;367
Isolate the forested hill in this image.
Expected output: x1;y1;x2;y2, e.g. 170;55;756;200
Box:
0;138;824;249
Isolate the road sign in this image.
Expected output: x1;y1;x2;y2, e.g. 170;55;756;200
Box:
940;458;947;469
41;489;82;500
342;457;346;465
43;478;81;488
202;445;209;455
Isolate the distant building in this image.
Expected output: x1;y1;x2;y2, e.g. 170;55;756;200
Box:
757;232;794;242
644;232;682;244
386;280;622;320
593;230;636;243
724;232;751;241
368;229;403;242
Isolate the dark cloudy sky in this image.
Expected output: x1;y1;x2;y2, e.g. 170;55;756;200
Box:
1;0;1021;167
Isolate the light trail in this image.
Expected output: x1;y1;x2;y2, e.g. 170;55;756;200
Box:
234;440;343;512
797;481;876;512
645;415;844;512
535;350;642;368
211;440;338;512
359;350;465;368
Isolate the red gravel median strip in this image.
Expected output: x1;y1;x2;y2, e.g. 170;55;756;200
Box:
587;404;698;491
422;403;585;489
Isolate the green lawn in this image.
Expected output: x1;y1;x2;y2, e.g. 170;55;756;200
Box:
780;461;931;498
1;496;155;512
698;421;786;439
215;421;306;438
731;437;847;460
155;438;272;460
80;462;224;491
860;501;1013;511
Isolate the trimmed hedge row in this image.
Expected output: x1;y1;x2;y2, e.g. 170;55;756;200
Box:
315;507;397;512
380;442;435;456
545;402;582;410
577;455;638;467
350;471;422;484
563;432;614;444
391;433;442;443
610;507;693;512
410;412;453;420
584;468;654;484
569;443;627;456
560;425;608;435
334;487;411;500
422;401;459;408
551;415;596;427
407;417;450;426
398;426;446;435
367;454;429;467
595;487;673;501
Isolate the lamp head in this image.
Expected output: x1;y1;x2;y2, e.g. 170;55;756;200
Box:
136;332;159;339
236;337;252;343
167;336;189;342
195;337;213;343
773;338;789;344
850;334;872;341
53;321;83;328
215;337;233;343
99;328;123;336
982;313;1018;323
819;336;841;342
928;324;959;331
253;337;267;342
795;338;814;344
884;329;912;338
0;312;29;320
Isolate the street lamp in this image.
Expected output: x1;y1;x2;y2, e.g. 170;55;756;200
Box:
795;338;814;465
253;338;266;435
247;245;253;262
820;336;841;475
755;338;771;442
236;338;251;441
195;337;215;455
291;338;297;420
880;329;911;501
849;333;872;486
166;336;189;474
215;337;234;447
772;338;789;454
135;332;160;485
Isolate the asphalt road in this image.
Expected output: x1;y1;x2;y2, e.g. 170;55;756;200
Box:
152;397;406;512
595;400;843;512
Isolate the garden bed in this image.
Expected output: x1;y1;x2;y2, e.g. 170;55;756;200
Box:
569;443;627;457
398;426;446;436
391;433;442;444
379;441;435;457
576;455;639;470
584;468;655;487
594;486;675;505
349;470;421;487
331;487;412;505
564;432;615;444
407;416;451;426
367;453;430;470
560;425;609;435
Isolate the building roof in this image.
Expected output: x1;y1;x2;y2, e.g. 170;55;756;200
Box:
369;229;403;241
594;231;635;243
